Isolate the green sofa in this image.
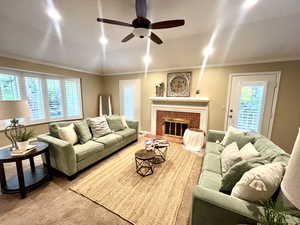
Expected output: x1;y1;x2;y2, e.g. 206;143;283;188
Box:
37;119;138;179
191;130;300;225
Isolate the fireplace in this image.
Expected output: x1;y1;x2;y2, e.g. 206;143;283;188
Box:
150;97;209;137
162;117;190;137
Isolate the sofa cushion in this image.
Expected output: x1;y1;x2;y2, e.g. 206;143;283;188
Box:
199;170;222;191
57;123;78;145
205;142;223;155
114;128;136;138
49;121;75;138
106;115;125;132
224;133;255;149
93;133;123;147
202;153;221;174
220;158;268;192
74;141;104;162
87;116;112;138
221;142;242;174
74;120;92;144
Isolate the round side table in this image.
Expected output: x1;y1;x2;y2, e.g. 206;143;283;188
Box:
135;149;155;177
0;141;52;199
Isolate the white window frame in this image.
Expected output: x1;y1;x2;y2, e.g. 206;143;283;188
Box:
0;68;83;129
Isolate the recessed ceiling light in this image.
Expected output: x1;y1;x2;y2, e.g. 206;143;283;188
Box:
202;46;214;57
99;36;108;45
47;8;61;21
243;0;258;8
143;55;152;65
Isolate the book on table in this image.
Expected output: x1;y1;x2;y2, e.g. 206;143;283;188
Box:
11;145;37;156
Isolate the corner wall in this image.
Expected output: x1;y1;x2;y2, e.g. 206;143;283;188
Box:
103;60;300;153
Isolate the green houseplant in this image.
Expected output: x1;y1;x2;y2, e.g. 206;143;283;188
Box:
15;129;34;150
259;199;299;225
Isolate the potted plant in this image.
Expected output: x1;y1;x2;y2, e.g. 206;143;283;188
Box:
259;199;295;225
15;129;34;150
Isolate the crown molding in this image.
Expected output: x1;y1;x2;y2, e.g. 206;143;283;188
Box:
0;53;101;75
102;57;300;76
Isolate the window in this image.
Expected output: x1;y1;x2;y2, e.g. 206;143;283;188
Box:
0;73;20;100
47;79;64;118
65;79;81;117
25;77;45;120
237;85;265;132
0;69;82;130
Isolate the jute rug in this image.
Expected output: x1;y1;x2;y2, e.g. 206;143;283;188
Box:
70;139;201;225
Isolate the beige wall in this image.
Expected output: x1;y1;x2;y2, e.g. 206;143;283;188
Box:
0;56;104;147
103;60;300;153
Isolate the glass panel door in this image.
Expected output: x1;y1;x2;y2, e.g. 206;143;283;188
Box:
227;73;279;137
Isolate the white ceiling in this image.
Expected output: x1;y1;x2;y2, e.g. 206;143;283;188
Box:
0;0;300;75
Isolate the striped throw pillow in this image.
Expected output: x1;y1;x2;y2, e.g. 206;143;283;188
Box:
87;116;112;138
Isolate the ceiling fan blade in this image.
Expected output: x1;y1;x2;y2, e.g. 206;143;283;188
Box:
136;0;147;18
97;18;133;27
151;20;185;29
150;32;163;45
122;33;135;42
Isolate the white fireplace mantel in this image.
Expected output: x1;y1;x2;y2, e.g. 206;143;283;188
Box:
149;97;209;103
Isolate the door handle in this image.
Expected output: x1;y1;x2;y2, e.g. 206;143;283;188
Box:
229;115;233;118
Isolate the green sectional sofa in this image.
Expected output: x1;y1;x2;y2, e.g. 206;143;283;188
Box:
38;119;138;179
191;130;300;225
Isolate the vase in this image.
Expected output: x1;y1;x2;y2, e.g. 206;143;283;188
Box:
16;140;30;150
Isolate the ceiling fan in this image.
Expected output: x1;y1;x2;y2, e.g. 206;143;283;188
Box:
96;0;185;45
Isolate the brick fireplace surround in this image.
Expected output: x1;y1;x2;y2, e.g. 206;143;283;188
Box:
156;111;201;136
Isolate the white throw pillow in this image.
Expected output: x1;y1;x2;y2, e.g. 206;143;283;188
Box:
221;126;247;145
240;143;260;160
221;142;242;174
87;116;112;138
231;162;285;202
120;115;129;128
58;123;78;145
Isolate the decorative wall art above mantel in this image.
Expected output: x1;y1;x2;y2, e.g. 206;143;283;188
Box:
167;72;192;97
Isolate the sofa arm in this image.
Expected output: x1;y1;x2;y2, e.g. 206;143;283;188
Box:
37;134;77;176
126;120;139;133
207;130;225;143
191;186;259;225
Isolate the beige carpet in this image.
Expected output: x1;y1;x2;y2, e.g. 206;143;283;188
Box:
70;140;201;225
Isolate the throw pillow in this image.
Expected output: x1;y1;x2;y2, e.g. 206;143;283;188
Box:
240;143;260;160
106;115;125;132
74;120;92;144
220;158;268;192
221;142;242;174
120;115;129;128
224;132;254;149
57;123;78;145
231;162;285;202
221;126;246;145
87;116;112;138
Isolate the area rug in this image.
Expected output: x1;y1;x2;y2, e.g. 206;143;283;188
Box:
70;140;201;225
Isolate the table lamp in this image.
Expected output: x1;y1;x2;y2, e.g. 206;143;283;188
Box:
0;100;31;150
281;128;300;209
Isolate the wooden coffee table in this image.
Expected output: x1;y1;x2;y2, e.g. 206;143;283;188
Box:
0;141;52;198
135;149;156;177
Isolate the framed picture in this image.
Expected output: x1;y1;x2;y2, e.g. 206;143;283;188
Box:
167;72;192;97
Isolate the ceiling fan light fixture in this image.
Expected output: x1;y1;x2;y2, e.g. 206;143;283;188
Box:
133;28;150;38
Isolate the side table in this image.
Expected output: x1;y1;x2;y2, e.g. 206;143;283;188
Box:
135;149;155;177
0;141;52;198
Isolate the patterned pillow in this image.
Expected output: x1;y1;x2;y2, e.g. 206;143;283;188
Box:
87;116;112;138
